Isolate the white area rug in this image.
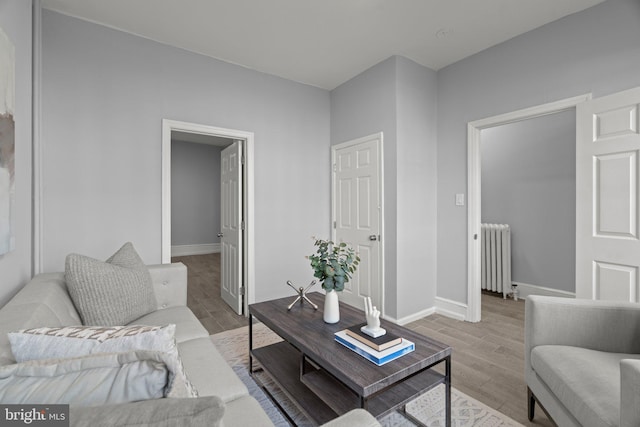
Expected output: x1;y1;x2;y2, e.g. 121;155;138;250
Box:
211;324;524;427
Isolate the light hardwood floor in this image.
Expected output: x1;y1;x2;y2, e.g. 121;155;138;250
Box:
178;254;552;426
172;253;246;334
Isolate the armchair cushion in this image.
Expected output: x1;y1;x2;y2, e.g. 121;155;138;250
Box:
531;345;640;427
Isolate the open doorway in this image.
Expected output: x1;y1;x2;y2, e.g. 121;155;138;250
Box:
161;120;255;322
479;110;577;303
466;94;591;322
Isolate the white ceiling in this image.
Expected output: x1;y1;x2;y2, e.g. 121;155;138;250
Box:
41;0;606;90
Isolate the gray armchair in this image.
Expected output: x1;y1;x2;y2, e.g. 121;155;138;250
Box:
525;295;640;427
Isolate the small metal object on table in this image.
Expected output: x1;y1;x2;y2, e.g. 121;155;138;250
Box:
249;292;452;426
285;280;318;310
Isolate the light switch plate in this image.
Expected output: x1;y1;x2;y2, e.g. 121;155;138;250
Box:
455;193;465;206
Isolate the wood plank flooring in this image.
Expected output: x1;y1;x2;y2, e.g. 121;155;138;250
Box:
178;254;552;426
406;294;553;426
172;253;246;334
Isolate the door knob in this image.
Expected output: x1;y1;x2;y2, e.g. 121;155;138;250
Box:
217;233;224;238
369;235;378;241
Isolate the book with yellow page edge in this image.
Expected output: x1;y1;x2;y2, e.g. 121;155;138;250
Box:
344;323;402;352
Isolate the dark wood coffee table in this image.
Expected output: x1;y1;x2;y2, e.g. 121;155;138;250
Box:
249;292;452;426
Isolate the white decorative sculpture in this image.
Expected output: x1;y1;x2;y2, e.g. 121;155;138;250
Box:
361;296;386;338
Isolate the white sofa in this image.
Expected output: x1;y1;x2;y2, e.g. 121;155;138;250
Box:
0;262;380;427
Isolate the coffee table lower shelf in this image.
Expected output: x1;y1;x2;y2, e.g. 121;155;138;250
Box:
251;340;446;425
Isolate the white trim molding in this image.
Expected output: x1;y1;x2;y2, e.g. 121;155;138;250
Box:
382;297;468;325
171;243;221;257
511;282;575;299
435;297;468;321
32;0;43;275
466;94;592;322
162;119;255;315
383;306;436;326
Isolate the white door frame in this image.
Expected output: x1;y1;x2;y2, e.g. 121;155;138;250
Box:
331;132;385;317
466;94;591;322
161;119;255;315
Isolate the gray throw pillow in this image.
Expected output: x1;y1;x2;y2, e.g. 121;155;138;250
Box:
65;242;157;326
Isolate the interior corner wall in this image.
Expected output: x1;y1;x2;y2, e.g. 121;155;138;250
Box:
0;0;33;307
330;56;398;318
40;10;331;303
330;56;438;320
171;140;222;247
436;0;640;304
395;57;438;318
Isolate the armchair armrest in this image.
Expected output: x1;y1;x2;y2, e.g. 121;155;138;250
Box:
147;263;188;309
621;359;640;427
525;296;640;360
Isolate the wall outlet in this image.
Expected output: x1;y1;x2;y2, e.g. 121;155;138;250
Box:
455;193;465;206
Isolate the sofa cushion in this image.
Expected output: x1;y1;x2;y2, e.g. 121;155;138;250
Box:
178;337;248;402
0;273;82;366
223;394;276;427
131;306;209;343
8;324;197;398
65;242;157;326
0;351;170;406
531;345;640;427
69;396;226;427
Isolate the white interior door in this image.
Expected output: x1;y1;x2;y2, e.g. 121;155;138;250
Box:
576;86;640;301
220;141;243;314
332;133;383;312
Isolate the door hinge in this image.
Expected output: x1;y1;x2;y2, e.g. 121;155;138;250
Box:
333;163;337;172
333;221;336;229
241;155;245;165
240;286;245;296
241;220;245;230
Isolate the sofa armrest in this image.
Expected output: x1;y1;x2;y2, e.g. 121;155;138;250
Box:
319;409;381;427
525;296;640;371
147;263;188;309
621;359;640;427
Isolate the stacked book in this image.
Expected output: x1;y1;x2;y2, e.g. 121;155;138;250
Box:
334;323;414;366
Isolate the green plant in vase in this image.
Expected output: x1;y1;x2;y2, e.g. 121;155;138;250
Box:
308;238;360;323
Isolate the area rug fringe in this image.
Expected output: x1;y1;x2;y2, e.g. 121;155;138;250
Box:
211;324;524;427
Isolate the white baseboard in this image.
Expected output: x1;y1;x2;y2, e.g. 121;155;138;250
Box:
383;306;436;326
511;281;575;299
382;297;469;325
171;243;220;257
435;297;468;321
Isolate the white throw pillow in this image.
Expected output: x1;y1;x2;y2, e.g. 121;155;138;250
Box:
0;351;171;406
8;324;197;398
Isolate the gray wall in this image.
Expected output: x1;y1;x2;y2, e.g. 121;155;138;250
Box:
330;56;438;319
40;10;331;302
481;110;576;293
0;0;33;307
395;57;438;318
171;140;222;247
331;57;399;317
437;0;640;303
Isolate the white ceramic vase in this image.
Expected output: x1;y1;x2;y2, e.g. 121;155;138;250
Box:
323;289;340;324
